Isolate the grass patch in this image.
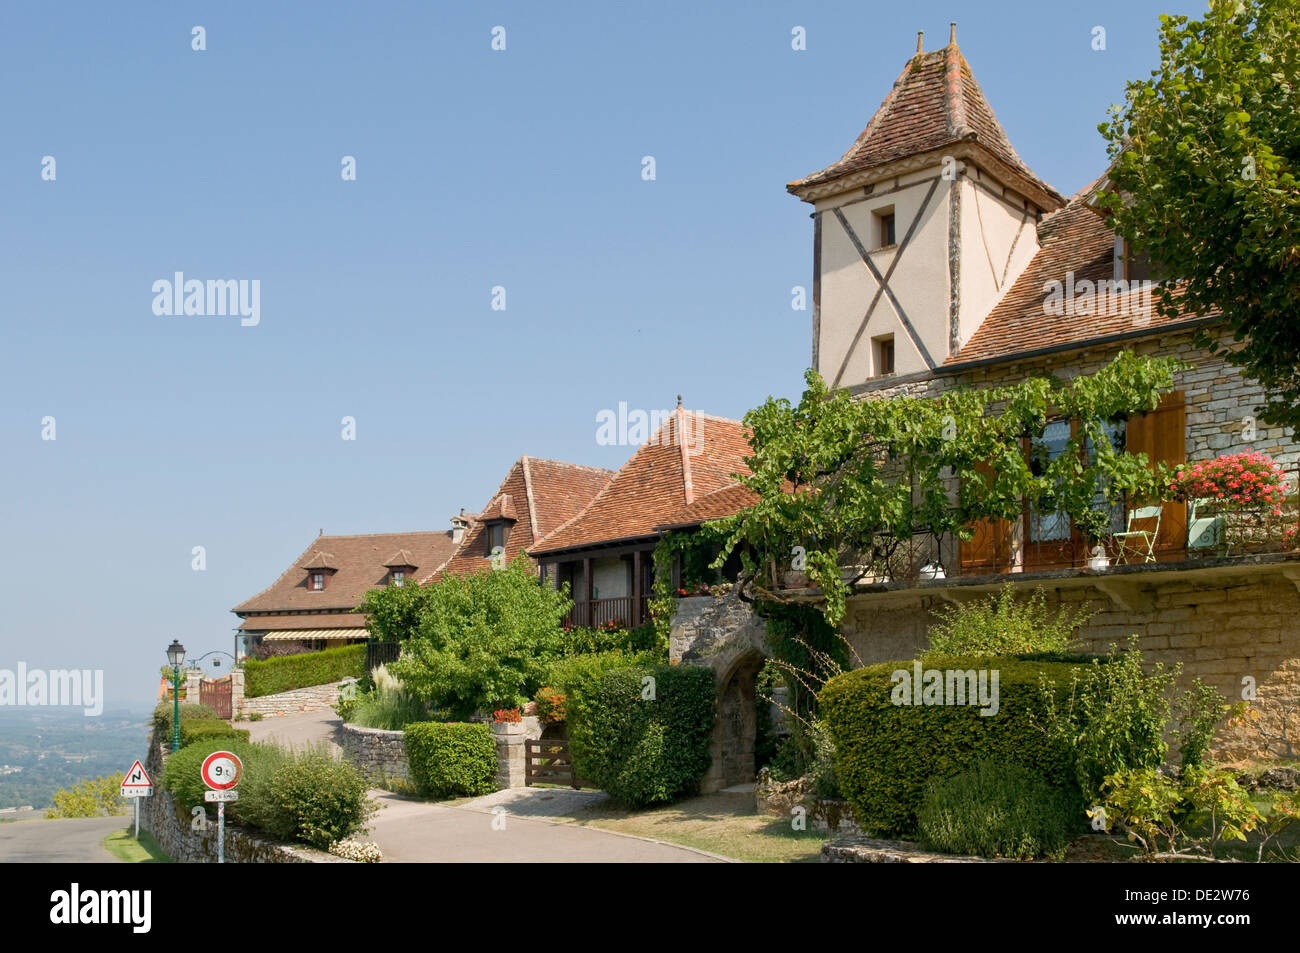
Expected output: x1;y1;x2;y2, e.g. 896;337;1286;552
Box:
102;829;172;863
559;791;826;863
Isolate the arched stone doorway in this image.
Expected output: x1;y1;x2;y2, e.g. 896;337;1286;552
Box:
715;650;766;789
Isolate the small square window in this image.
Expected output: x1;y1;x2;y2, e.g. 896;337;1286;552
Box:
391;571;405;587
310;572;325;591
873;335;895;376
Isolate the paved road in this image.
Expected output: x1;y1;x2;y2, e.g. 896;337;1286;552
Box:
368;790;724;863
245;708;342;753
0;817;126;863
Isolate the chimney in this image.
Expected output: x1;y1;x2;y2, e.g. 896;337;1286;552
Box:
916;31;923;55
451;507;469;545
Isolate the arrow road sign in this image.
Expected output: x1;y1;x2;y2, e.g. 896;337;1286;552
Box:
121;760;153;794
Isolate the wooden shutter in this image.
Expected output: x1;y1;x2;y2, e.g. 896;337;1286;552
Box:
1125;391;1186;559
960;461;1012;574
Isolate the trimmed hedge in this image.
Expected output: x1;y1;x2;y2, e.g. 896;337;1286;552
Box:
568;665;715;807
152;701;220;736
179;720;250;748
244;644;365;698
404;722;497;799
819;657;1086;836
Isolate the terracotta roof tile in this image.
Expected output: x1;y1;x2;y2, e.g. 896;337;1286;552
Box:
431;456;614;580
234;530;461;615
789;43;1060;206
945;192;1208;367
530;412;752;556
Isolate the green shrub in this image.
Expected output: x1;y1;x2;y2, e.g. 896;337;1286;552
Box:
260;745;375;849
568;665;715;807
350;687;429;731
918;760;1080;859
46;775;128;818
178;720;250;748
923;586;1089;660
161;739;371;849
819;657;1085;836
404;722;497;799
544;649;661;725
243;644;365;698
1036;639;1175;805
152;701;219;736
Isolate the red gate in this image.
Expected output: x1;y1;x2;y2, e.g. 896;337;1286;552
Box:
200;677;232;719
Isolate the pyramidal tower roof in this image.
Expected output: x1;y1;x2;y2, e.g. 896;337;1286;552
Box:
789;25;1063;209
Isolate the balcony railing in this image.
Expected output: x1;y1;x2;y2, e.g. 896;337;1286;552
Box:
566;596;651;629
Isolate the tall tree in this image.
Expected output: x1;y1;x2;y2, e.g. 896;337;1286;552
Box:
1099;0;1300;431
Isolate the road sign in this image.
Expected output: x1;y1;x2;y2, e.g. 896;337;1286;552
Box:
121;760;153;794
201;751;243;791
204;789;239;802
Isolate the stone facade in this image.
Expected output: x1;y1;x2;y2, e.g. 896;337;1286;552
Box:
237;676;353;719
338;723;410;786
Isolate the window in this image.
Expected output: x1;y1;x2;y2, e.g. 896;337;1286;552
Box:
1027;418;1128;543
874;206;896;248
391;570;405;587
486;522;507;557
309;572;325;591
873;335;895;376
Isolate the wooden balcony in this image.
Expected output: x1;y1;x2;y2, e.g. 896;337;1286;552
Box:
565;596;651;629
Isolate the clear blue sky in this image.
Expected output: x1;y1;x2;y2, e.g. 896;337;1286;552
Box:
0;0;1204;706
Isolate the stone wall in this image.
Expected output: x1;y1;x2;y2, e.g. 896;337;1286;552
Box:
337;723;410;785
238;677;352;718
840;564;1300;760
140;738;348;863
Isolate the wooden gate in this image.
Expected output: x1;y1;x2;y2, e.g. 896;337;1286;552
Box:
200;677;232;719
525;739;587;789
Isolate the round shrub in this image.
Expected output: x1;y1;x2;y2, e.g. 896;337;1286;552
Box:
918;759;1081;859
261;746;375;849
161;737;271;813
568;665;715;808
818;657;1086;836
404;722;497;799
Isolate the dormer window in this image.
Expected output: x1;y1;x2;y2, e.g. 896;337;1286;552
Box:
486;522;508;557
383;550;417;587
300;550;338;592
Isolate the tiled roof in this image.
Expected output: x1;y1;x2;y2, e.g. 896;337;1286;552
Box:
945;188;1209;367
657;483;758;530
530;411;752;556
789;41;1060;206
432;456;614;579
236;613;366;632
233;530;461;615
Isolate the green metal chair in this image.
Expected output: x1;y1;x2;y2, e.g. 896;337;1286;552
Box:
1187;498;1223;552
1113;505;1162;564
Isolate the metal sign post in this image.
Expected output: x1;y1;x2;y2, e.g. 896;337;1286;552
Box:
200;751;243;864
120;760;154;839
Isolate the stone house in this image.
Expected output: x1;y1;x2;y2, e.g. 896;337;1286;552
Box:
673;27;1300;788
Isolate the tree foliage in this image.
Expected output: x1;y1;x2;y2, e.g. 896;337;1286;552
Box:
1099;0;1300;430
710;352;1184;624
388;558;573;718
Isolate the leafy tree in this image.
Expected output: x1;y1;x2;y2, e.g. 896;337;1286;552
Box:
389;558;573;717
710;352;1183;624
46;774;127;818
1099;0;1300;430
356;574;437;642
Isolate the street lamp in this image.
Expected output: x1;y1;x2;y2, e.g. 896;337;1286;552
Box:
166;640;186;752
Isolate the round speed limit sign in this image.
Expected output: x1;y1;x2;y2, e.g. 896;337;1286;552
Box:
201;750;243;791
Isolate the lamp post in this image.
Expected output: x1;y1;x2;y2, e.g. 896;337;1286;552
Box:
167;640;186;752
